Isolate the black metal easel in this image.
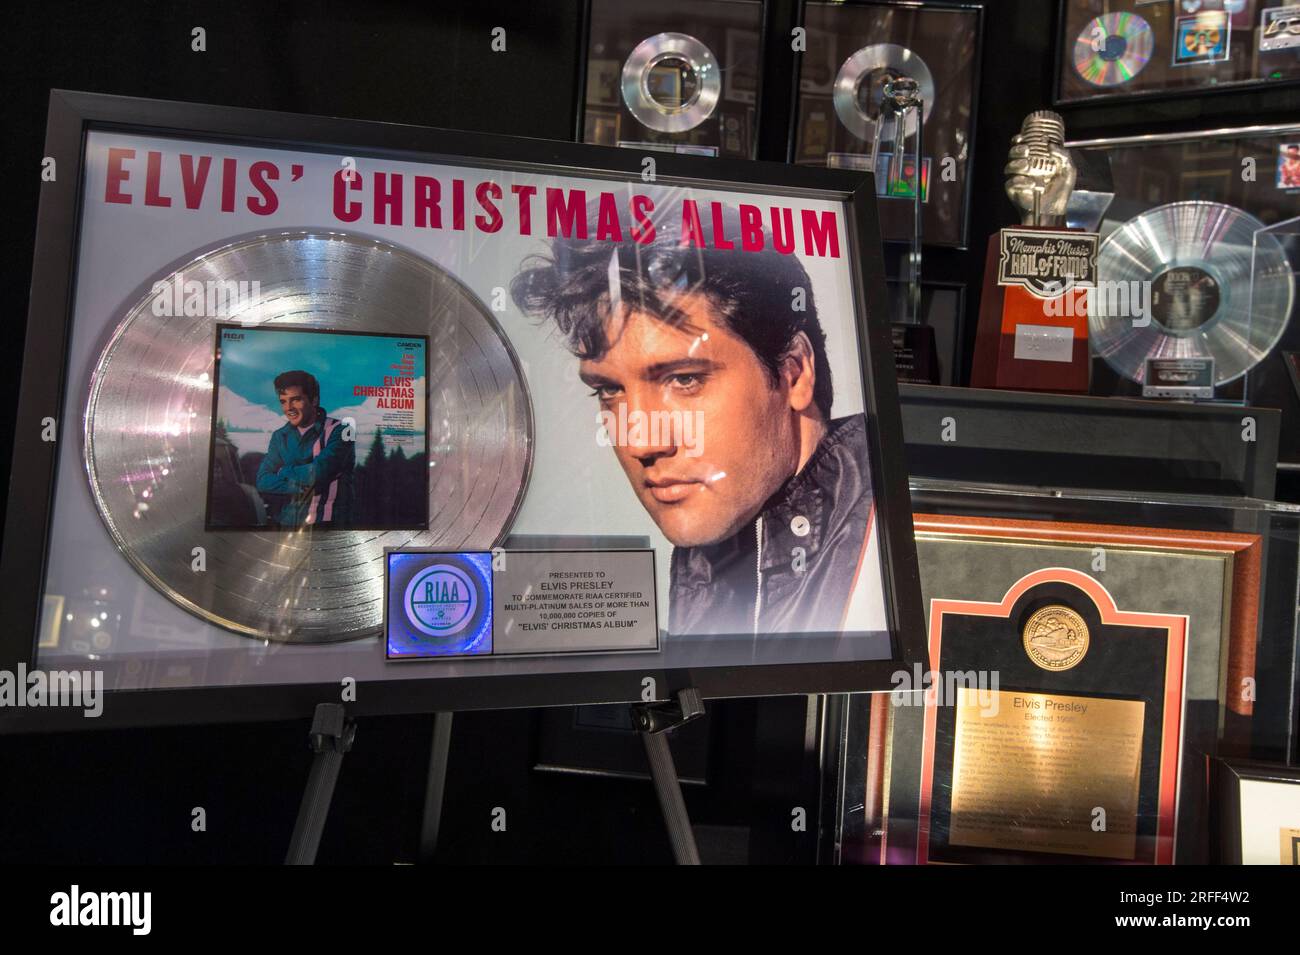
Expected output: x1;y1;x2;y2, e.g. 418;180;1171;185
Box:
630;687;706;865
285;703;357;865
288;690;705;865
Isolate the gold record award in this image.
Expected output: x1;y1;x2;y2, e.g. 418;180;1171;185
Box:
1022;605;1089;671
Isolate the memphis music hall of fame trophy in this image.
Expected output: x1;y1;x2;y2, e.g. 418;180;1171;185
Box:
972;111;1099;393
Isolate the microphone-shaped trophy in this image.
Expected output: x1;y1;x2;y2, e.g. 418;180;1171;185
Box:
971;110;1099;392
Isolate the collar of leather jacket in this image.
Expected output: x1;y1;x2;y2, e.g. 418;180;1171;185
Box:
671;413;868;588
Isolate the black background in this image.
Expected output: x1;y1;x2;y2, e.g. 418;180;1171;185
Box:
1;0;1297;863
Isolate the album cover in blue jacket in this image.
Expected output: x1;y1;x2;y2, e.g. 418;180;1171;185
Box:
206;324;428;530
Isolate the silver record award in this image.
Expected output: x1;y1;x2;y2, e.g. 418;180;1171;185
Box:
621;32;722;133
832;43;935;143
84;232;533;643
1091;201;1295;385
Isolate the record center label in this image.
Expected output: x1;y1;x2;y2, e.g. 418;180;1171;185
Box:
1151;267;1220;332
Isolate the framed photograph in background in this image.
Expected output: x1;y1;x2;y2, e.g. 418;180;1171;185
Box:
1056;0;1300;105
1211;758;1300;864
791;0;983;248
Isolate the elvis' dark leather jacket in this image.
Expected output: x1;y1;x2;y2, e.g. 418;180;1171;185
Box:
667;414;874;637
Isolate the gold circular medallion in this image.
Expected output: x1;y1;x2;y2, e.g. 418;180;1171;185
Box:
1022;605;1090;671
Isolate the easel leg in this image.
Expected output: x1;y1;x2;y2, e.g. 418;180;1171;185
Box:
633;688;705;865
285;703;356;865
419;711;454;863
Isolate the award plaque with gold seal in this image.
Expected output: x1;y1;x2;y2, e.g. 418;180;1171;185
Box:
920;565;1179;863
865;513;1264;866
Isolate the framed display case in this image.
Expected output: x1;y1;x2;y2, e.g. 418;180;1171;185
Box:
791;0;983;248
575;0;766;159
0;90;926;731
1067;124;1300;465
1056;0;1300;105
1069;123;1300;237
828;480;1300;865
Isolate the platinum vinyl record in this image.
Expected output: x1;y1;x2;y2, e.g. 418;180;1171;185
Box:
1091;202;1295;385
85;232;533;643
832;43;935;142
620;32;721;133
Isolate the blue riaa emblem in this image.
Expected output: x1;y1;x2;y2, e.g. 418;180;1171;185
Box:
387;552;492;658
405;564;477;636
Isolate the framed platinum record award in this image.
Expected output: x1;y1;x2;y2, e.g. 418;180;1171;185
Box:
577;0;765;159
792;0;983;248
0;91;925;730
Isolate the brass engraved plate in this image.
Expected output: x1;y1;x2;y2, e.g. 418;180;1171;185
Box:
950;687;1144;860
1022;604;1090;671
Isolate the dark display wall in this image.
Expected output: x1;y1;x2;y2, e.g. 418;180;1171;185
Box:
1;0;1297;863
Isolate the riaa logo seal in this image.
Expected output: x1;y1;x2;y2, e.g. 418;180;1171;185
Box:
404;564;478;637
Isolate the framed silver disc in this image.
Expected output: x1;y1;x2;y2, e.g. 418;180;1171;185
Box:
84;231;533;643
620;32;722;133
1091;201;1294;385
832;43;936;142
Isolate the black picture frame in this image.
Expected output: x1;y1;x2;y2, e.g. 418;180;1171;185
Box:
787;0;985;251
1053;0;1300;108
1210;757;1300;864
0;89;926;732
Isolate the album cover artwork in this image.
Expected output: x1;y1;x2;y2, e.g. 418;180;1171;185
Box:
206;325;429;531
